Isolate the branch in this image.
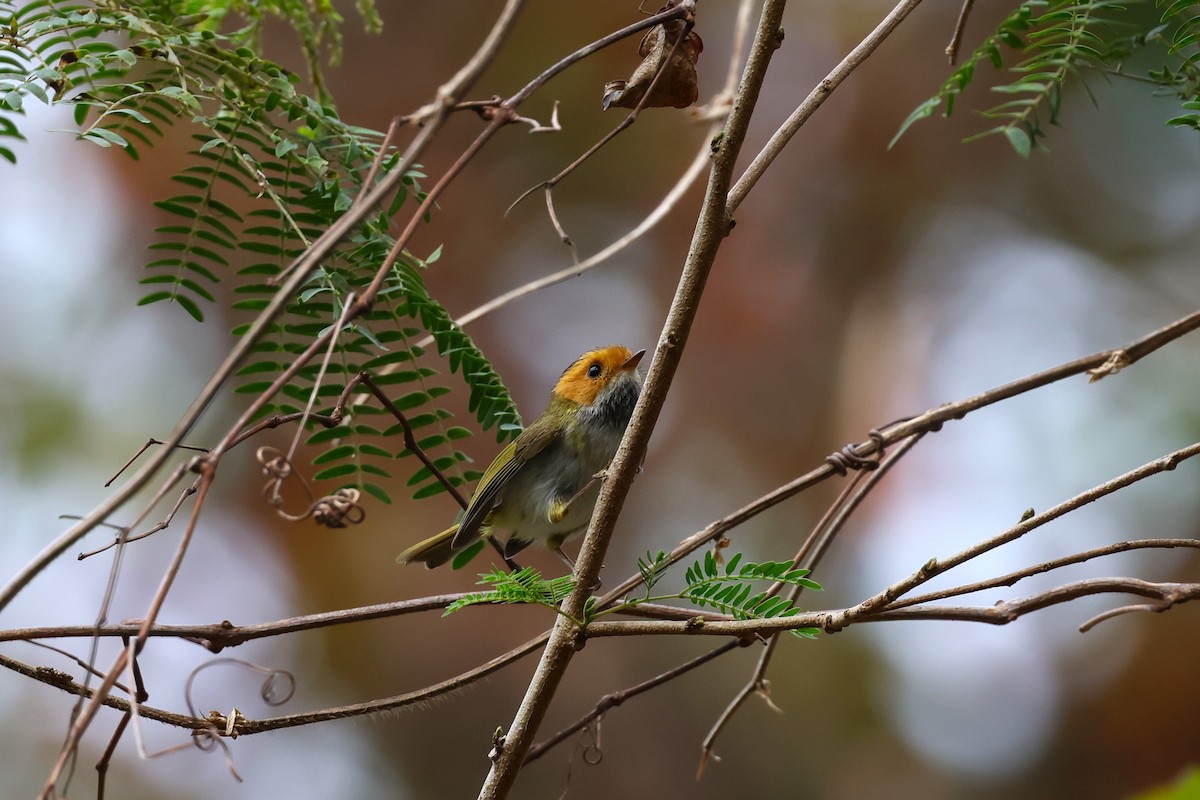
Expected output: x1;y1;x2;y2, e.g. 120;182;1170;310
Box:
726;0;925;213
699;434;922;771
478;0;781;794
0;595;468;649
0;0;526;614
582;578;1200;638
888;538;1200;610
834;439;1200;625
523;640;744;764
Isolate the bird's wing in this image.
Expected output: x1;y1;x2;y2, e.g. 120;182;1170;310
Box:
449;418;561;549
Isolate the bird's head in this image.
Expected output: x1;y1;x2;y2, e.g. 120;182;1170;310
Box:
552;346;645;418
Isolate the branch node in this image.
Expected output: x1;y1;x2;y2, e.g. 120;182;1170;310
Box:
1087;348;1131;382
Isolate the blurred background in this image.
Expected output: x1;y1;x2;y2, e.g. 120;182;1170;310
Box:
3;1;1200;798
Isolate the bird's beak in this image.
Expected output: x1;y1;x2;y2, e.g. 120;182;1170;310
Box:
621;349;646;372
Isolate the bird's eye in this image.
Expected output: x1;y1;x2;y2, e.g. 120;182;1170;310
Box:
587;362;602;379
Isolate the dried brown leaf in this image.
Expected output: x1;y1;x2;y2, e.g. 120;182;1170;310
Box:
603;11;703;111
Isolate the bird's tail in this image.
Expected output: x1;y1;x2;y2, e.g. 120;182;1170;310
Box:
396;524;461;569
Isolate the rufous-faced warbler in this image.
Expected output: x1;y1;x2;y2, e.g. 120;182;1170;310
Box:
397;345;645;568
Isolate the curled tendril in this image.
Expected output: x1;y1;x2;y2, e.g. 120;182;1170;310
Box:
256;446;293;481
276;488;366;527
312;488;366;527
580;719;603;766
256;445;298;509
255;447;364;527
185;657;298;728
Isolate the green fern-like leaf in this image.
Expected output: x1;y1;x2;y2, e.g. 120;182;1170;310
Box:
443;567;578;616
1;2;524;511
681;557;822;639
894;0;1200;151
893;1;1129;154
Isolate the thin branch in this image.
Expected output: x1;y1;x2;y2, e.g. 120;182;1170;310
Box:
523;640;744;764
104;438;207;487
0;631;551;736
451;137;712;331
888;538;1200;610
95;712;130;800
0;595;468;649
77;477;201;560
508;11;694;217
832;440;1200;627
867;578;1200;627
506;3;691;107
358;373;469;509
946;0;975;64
40;467;216;799
700;435;921;770
581;578;1200;638
726;0;924;214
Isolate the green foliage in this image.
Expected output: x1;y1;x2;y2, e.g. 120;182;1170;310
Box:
1131;765;1200;800
1160;0;1200;129
675;551;823;639
891;0;1200;154
445;552;823;640
444;567;578;618
0;0;520;507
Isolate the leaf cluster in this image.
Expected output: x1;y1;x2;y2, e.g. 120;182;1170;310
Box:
444;567;577;618
1;0;520;506
675;551;822;639
445;552;824;640
891;0;1200;155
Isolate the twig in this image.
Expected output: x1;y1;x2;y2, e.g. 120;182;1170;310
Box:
870;578;1200;628
508;11;694;218
699;435;921;772
95;712;130;800
580;578;1200;638
104;438;208;487
77;478;201;560
946;0;975;64
1078;601;1176;632
506;3;691;107
888;538;1200;610
832;439;1200;627
726;0;924;214
23;640;130;694
358;373;469;509
523;640;744;764
40;466;216;799
452;138;711;331
350;113;406;210
0;594;469;648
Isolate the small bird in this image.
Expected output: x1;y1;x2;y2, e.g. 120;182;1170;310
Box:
398;345;645;569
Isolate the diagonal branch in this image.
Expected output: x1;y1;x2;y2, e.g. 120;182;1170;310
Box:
478;0;778;794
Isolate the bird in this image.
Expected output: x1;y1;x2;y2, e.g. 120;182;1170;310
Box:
397;345;645;569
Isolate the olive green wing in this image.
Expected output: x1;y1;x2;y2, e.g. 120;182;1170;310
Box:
449;417;562;549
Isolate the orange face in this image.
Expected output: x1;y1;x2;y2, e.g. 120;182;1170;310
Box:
552;346;641;407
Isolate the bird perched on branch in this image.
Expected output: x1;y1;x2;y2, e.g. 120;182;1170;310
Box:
398;345;645;569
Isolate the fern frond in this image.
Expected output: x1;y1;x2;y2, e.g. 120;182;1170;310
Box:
443;567;578;617
893;1;1136;154
1;2;523;507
